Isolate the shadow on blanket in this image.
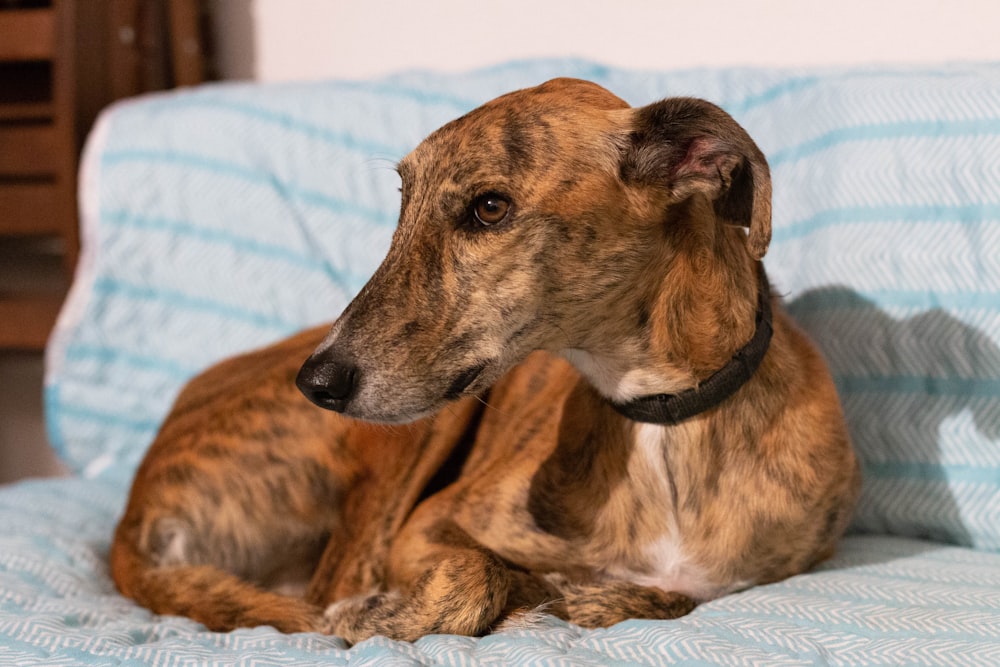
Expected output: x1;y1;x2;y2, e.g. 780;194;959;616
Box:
789;287;1000;550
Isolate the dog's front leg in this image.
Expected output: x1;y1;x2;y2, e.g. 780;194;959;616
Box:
321;525;513;643
547;574;697;628
303;397;488;618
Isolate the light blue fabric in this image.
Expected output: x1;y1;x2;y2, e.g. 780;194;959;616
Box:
11;59;998;663
2;477;999;666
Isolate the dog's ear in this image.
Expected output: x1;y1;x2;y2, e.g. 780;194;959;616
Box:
620;98;772;260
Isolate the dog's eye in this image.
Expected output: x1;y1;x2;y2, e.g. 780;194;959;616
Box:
472;194;511;226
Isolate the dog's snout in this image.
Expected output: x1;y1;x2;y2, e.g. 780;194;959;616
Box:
296;352;359;413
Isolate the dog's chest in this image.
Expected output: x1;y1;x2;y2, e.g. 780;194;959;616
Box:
456;367;739;600
601;423;732;601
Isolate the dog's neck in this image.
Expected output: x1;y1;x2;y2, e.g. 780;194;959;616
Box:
560;260;772;425
608;267;772;424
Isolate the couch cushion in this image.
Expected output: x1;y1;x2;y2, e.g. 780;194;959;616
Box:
45;60;1000;550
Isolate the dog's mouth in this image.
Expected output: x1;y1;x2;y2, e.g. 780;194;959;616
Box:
357;362;491;425
443;361;491;401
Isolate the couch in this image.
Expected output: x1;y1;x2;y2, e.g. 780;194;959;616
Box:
2;60;999;665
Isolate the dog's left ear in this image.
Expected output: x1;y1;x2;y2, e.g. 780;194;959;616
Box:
620;97;772;260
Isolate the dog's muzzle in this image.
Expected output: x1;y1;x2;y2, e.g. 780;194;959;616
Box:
296;351;359;413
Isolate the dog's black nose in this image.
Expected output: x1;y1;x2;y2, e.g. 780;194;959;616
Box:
296;352;359;413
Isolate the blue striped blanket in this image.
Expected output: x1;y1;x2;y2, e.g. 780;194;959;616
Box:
1;59;996;664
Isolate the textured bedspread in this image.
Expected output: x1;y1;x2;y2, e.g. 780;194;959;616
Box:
2;477;999;665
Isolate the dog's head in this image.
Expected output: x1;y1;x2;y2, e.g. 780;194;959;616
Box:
297;78;771;422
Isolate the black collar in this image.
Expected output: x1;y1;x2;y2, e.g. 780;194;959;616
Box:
608;266;773;425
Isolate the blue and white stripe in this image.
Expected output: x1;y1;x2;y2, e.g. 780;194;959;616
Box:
4;477;999;667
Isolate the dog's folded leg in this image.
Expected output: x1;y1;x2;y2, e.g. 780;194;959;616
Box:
305;397;489;611
321;543;512;643
546;574;697;628
128;563;324;633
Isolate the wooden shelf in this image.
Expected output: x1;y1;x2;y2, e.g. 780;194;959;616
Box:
0;0;208;350
0;8;55;61
0;183;60;234
0;295;63;350
0;101;54;121
0;123;59;175
1;3;72;351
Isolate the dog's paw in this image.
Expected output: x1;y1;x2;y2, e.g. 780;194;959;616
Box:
493;601;565;633
322;591;405;644
543;573;697;628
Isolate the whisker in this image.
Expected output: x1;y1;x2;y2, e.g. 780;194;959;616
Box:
471;391;510;419
365;156;403;172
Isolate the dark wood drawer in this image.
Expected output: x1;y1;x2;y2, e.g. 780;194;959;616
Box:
0;295;62;349
0;123;57;175
0;9;56;61
0;182;60;234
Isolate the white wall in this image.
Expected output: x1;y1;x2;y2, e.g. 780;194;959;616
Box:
212;0;1000;82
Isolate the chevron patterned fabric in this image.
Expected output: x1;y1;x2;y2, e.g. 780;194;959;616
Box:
9;59;996;663
2;478;999;665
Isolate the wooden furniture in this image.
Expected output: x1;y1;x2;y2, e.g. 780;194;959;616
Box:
0;0;206;350
1;2;76;350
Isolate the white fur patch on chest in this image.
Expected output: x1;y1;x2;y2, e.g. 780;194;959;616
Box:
624;535;732;602
560;348;688;403
609;423;745;602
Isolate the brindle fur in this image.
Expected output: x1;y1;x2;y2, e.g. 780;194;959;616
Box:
112;79;860;643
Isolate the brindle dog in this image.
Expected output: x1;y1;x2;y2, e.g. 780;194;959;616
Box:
111;78;860;643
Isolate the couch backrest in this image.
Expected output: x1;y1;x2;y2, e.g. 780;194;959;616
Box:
46;60;1000;551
